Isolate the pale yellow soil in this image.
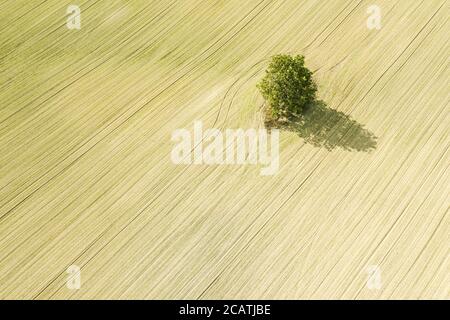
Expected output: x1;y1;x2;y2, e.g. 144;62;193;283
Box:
0;0;448;299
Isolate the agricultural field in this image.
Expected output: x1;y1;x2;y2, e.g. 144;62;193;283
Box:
0;0;448;299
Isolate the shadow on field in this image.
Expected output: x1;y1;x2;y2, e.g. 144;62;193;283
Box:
268;100;377;152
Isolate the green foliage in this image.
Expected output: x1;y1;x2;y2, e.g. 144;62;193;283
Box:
257;54;317;121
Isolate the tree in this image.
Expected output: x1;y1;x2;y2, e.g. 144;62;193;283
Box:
257;54;317;123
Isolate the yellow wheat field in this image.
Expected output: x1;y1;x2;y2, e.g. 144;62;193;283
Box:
0;0;448;299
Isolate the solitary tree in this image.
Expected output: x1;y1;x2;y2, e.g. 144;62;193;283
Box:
258;54;317;124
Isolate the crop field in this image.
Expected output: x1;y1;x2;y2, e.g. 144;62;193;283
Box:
0;0;448;299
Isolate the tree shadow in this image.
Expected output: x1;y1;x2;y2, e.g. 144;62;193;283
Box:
268;100;377;152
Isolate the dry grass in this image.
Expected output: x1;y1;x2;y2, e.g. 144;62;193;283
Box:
0;0;448;299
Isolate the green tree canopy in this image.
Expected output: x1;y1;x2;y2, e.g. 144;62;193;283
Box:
258;54;317;121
